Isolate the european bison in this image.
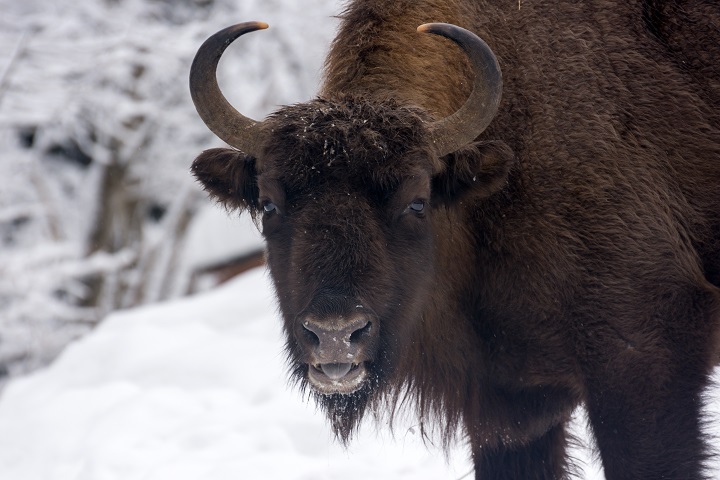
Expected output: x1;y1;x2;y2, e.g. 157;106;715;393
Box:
189;1;720;478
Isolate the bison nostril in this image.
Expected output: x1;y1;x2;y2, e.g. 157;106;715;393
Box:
301;322;320;346
349;321;372;344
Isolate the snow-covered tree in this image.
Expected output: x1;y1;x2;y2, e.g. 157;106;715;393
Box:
0;0;340;377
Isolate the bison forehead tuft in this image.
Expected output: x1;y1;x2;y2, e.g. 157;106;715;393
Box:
260;96;437;187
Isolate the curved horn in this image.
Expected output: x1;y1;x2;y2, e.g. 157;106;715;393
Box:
417;23;502;157
190;21;268;156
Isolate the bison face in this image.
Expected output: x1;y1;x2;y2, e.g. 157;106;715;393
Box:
192;97;513;438
259;101;437;399
196;99;438;396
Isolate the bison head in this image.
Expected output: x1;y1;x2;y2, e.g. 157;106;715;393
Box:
190;22;512;440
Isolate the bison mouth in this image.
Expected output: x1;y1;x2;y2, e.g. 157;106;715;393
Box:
307;361;369;395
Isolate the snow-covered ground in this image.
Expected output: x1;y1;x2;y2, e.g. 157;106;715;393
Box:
1;265;716;479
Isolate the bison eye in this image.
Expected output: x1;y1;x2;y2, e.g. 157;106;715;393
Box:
409;199;426;214
263;201;278;215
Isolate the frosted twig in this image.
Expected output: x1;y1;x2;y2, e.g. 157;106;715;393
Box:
30;158;65;241
457;468;474;479
0;28;29;109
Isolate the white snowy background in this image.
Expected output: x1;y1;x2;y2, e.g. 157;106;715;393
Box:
0;0;332;377
0;0;718;479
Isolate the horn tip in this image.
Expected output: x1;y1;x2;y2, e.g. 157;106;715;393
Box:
249;22;270;30
416;23;432;33
417;22;448;34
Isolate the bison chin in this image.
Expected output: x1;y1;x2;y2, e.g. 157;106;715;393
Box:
290;360;386;443
316;377;381;444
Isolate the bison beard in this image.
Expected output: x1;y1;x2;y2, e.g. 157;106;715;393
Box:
295;363;379;444
189;2;720;479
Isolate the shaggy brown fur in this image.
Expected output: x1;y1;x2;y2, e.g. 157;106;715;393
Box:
191;1;720;478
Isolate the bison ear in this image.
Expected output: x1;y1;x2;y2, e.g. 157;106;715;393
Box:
432;140;515;204
191;147;260;213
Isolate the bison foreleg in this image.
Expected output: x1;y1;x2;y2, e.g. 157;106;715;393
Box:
471;422;572;480
585;369;712;479
581;326;715;480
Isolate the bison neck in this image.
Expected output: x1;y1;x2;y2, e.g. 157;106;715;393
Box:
388;192;581;447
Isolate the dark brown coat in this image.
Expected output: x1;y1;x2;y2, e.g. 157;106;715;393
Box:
190;1;720;478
